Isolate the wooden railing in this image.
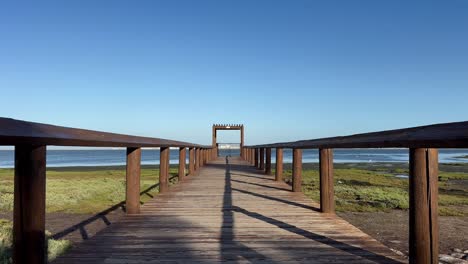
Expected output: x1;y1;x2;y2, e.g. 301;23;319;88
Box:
0;118;216;264
241;121;468;264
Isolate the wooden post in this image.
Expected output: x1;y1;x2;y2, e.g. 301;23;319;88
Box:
189;147;195;175
319;148;334;213
13;145;47;264
265;148;272;175
251;149;255;165
254;148;259;168
195;148;200;171
178;147;186;181
292;148;302;192
201;149;205;166
259;148;265;170
159;147;169;193
126;147;141;215
275;148;283;181
409;148;439;264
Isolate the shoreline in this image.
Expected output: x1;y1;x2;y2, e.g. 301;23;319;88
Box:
1;161;468;170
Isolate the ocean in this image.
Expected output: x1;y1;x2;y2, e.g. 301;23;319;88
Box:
1;148;468;168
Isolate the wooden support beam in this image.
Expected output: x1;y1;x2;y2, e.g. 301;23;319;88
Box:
189;147;195;175
409;148;439;264
195;148;200;171
265;148;272;175
259;148;265;170
292;148;302;192
319;148;334;213
126;147;141;215
275;148;283;181
254;148;259;167
251;149;255;165
178;147;186;180
13;145;47;264
159;147;169;193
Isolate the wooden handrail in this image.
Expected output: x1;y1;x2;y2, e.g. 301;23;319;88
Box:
245;121;468;149
0;117;209;148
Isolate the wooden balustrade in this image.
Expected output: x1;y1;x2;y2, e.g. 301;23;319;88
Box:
245;120;468;264
275;148;283;181
126;147;141;214
0;118;213;264
265;147;272;175
259;148;265;170
3;117;468;264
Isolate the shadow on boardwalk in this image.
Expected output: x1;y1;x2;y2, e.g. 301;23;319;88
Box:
53;156;406;263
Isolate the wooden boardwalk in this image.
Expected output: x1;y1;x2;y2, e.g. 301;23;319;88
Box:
54;157;406;264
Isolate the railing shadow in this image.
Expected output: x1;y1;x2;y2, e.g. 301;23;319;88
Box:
221;156;279;263
232;206;403;263
51;175;177;240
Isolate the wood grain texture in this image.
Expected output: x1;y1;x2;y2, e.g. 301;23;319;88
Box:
409;148;439;264
159;147;169;193
126;147;141;215
53;157;406;264
319;149;334;214
179;147;186;180
292;148;302;193
276;148;283;182
0;117;203;148
14;145;47;264
246;121;468;149
265;148;272;175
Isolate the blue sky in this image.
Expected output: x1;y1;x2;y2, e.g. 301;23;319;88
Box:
1;1;467;145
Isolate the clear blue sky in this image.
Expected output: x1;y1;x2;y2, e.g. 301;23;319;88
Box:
1;1;467;145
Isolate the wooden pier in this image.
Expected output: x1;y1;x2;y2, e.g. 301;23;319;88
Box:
2;118;468;263
53;156;405;263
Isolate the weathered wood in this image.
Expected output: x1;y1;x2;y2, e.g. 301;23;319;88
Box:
189;147;195;175
254;148;259;167
54;156;405;264
275;148;283;181
0;117;201;148
319;149;334;213
409;148;439;264
259;148;265;170
292;148;302;192
159;147;170;193
265;148;272;175
246;121;468;149
178;147;186;180
13;145;46;264
126;147;141;215
195;148;200;171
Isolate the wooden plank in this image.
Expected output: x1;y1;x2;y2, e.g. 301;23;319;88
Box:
53;156;406;264
275;148;283;181
0;117;202;148
126;147;141;214
409;148;438;264
246;121;468;149
14;145;47;264
259;148;265;170
319;148;334;213
292;148;302;192
178;147;186;180
159;147;169;193
189;147;195;175
265;148;272;175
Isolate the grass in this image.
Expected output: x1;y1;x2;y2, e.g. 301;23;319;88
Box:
0;219;71;264
0;166;180;214
0;163;467;262
0;165;180;263
281;164;468;216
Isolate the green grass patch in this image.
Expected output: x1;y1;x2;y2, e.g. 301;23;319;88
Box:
0;219;71;264
0;167;179;214
283;165;468;216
